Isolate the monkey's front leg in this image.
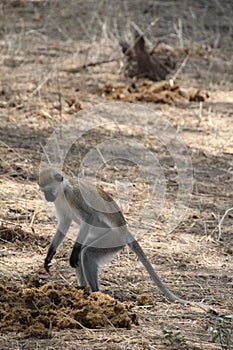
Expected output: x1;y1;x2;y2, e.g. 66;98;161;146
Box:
44;247;56;272
69;220;92;268
44;228;67;272
70;242;83;268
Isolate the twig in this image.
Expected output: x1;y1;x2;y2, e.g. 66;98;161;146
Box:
29;69;54;97
40;143;52;164
102;313;116;329
58;273;73;286
96;146;107;166
0;141;25;161
218;207;233;240
63;58;117;73
41;109;53;119
199;101;203;120
171;54;189;81
6;215;30;221
174;18;184;49
130;20;156;48
0;218;22;227
59;310;94;333
30;210;36;227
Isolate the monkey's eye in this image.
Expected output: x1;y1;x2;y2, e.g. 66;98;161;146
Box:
54;173;63;182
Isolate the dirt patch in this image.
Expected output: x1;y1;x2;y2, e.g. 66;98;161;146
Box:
0;276;138;338
102;80;208;104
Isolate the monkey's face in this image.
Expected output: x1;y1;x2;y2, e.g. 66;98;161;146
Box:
38;170;64;203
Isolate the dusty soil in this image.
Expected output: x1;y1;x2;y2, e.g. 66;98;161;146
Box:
0;1;233;349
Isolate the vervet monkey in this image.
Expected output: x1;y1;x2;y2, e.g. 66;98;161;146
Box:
38;167;213;312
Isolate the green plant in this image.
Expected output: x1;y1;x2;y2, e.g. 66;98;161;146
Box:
162;327;187;345
209;315;233;350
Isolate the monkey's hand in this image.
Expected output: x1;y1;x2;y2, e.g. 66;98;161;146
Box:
44;247;56;272
44;258;52;272
70;242;83;268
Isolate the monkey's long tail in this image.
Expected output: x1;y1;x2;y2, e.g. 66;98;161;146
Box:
129;240;216;313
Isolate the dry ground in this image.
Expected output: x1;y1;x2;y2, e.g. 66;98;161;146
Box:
0;1;233;349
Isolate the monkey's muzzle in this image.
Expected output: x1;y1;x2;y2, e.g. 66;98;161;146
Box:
44;191;56;202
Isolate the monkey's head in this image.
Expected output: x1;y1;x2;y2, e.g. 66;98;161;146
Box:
38;168;64;202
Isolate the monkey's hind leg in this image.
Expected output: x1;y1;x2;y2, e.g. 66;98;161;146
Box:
70;242;88;287
81;246;100;292
75;265;87;287
81;246;123;292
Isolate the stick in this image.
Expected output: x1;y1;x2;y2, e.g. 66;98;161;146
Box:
29;69;54;97
218;207;233;240
63;58;117;73
172;54;189;81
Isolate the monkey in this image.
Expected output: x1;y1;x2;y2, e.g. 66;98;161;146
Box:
38;167;214;313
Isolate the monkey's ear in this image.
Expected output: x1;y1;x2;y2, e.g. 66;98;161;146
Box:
54;173;63;182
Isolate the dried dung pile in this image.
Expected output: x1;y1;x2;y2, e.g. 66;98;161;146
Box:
0;277;138;338
102;80;207;104
0;224;48;248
